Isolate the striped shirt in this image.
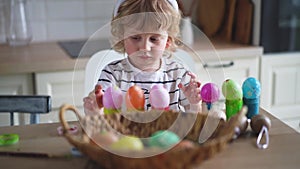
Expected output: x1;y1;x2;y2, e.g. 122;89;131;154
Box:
97;57;191;111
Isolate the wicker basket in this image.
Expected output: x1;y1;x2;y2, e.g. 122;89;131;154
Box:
59;104;245;169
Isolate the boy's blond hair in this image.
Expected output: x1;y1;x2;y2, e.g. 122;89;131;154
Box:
111;0;181;53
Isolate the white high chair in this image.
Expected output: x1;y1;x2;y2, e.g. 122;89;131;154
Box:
84;49;196;96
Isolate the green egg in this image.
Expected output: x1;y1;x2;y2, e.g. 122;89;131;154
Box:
222;79;243;100
149;130;180;148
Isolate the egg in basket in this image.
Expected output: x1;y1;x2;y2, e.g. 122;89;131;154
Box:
59;84;246;169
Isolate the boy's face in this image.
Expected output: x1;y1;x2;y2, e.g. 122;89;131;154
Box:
123;30;169;72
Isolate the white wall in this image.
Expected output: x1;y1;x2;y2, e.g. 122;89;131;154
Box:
0;0;115;44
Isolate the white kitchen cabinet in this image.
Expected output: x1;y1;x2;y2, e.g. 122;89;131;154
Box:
194;47;261;100
35;70;85;123
199;56;259;88
0;74;34;126
261;53;300;132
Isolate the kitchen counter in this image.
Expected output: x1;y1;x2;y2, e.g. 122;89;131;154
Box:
0;42;89;75
0;40;263;75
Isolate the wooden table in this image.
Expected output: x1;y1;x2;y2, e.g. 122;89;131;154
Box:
0;108;299;169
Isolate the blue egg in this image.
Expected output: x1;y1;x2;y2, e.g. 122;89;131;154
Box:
242;77;261;99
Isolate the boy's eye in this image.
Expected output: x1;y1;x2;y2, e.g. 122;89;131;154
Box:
129;35;163;43
150;37;159;42
130;36;141;40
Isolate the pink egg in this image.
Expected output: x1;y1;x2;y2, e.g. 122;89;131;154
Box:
103;85;123;109
90;132;119;147
150;85;170;109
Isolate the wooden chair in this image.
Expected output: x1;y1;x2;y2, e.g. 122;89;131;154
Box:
0;95;52;126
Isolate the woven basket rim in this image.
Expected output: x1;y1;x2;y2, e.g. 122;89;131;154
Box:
59;104;246;169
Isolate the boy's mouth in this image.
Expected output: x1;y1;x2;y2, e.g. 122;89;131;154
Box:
140;55;152;59
130;51;152;59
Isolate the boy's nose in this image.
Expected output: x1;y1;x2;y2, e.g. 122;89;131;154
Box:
140;39;151;51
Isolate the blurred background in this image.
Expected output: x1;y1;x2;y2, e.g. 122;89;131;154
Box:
0;0;299;132
0;0;299;51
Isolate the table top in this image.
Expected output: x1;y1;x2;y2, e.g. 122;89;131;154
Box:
0;108;299;169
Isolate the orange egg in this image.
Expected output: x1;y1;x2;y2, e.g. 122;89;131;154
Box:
125;85;145;111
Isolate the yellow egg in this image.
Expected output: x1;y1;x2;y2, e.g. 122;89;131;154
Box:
111;136;144;151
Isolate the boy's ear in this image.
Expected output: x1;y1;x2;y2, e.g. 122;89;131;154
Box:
166;38;171;48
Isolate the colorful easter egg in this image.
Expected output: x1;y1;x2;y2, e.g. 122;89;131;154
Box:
222;79;243;100
242;77;261;119
90;132;119;147
149;130;180;148
200;83;220;103
222;79;243;119
111;136;144;151
242;77;261;99
103;85;123;114
125;85;145;111
94;85;104;108
149;84;170;110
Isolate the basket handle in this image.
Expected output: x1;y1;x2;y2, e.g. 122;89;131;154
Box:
59;104;83;134
59;104;92;147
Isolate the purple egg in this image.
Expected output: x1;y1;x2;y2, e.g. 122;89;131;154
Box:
103;85;123;109
150;85;170;109
200;83;220;103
